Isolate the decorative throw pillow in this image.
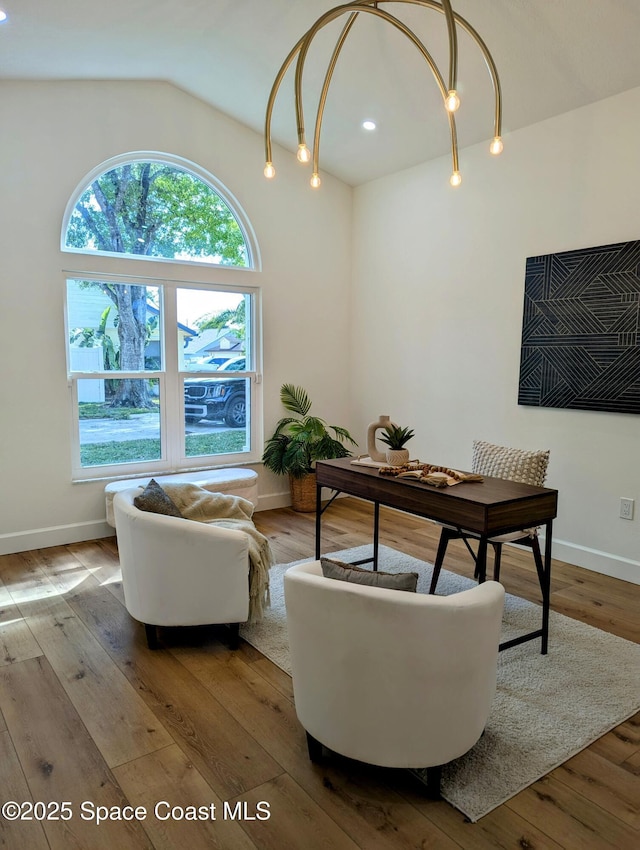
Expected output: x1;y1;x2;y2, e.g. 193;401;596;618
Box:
320;556;418;592
133;479;183;518
472;440;550;487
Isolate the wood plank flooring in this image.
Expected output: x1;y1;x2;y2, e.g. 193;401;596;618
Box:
0;498;638;849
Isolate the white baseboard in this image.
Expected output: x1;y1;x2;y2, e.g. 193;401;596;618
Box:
0;520;115;556
0;489;316;555
256;491;291;512
380;503;640;587
549;538;640;585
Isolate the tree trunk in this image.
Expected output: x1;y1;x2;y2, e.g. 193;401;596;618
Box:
110;284;153;408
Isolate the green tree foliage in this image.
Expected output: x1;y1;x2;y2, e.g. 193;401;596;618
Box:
198;299;246;340
66;161;248;407
66;162;247;265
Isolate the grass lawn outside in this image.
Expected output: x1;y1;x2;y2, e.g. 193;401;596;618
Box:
80;431;247;467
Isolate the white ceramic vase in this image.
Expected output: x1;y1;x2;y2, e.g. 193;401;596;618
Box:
367;415;397;462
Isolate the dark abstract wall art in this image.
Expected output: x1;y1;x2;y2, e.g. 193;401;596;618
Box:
518;239;640;414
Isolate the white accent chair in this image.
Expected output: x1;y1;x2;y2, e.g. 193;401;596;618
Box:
113;488;250;649
284;561;505;797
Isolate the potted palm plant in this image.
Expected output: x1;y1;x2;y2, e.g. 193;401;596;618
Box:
262;384;357;511
380;424;415;466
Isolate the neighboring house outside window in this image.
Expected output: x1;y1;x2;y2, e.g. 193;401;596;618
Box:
62;153;261;481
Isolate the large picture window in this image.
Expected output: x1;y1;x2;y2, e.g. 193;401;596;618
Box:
62;154;261;480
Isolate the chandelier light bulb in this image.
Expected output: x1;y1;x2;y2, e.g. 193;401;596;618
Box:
489;136;504;155
450;170;462;187
263;162;276;179
310;172;322;189
297;143;311;163
445;90;460;112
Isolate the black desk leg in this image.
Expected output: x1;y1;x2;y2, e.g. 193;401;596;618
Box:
373;502;380;571
541;519;553;655
315;482;322;560
476;537;488;582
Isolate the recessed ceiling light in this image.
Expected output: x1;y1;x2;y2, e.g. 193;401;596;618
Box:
0;10;7;23
362;120;376;131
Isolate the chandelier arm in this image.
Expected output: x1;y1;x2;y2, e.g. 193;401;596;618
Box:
440;0;458;95
363;1;502;137
448;110;459;174
295;3;455;180
453;17;502;137
295;3;453;152
313;13;360;177
264;34;307;167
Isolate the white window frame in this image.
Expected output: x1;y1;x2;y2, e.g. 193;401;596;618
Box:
64;270;263;481
61;153;262;482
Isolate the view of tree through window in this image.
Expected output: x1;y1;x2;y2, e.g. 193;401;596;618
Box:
65;161;249;409
66;161;248;265
63;158;258;478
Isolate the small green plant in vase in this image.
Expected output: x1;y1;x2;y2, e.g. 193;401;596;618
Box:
380;424;415;466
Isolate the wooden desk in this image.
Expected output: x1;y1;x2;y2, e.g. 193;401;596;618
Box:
315;458;558;654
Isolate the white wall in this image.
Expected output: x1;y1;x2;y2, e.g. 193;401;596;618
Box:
351;87;640;584
0;80;353;553
3;78;639;582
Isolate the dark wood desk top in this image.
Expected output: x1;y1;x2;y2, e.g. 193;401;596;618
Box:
316;457;558;537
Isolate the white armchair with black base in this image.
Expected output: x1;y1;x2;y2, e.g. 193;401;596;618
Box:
284;560;505;797
113;488;250;650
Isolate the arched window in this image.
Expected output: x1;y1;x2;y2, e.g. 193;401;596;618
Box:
62;154;261;480
63;154;255;267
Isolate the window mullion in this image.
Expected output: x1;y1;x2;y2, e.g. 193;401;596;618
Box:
161;286;181;468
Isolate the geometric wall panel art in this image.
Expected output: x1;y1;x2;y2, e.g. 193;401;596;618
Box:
518;239;640;413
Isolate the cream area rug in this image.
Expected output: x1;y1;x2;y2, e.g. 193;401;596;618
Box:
240;545;640;822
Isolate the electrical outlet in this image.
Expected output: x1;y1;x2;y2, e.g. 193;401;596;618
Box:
620;497;634;520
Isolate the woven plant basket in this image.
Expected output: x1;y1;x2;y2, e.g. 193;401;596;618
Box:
289;472;317;512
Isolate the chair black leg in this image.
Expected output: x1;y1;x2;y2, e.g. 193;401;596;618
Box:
492;542;502;582
306;732;324;763
144;623;160;650
429;529;452;593
425;765;442;799
530;535;546;589
228;623;240;650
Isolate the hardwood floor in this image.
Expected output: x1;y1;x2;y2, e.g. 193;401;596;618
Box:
0;498;638;849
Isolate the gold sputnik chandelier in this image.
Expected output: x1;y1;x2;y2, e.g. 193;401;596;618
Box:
264;0;502;189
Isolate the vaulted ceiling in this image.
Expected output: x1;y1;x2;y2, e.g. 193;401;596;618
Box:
2;1;640;185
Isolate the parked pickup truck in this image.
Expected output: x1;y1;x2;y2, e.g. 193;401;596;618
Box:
184;357;246;428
